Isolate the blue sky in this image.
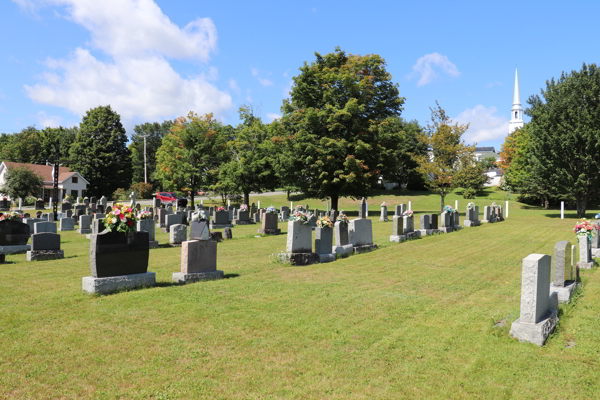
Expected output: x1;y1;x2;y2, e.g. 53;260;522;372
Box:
1;0;598;151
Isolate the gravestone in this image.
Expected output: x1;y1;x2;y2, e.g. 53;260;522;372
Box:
258;213;280;235
332;220;353;257
0;220;31;254
169;224;186;246
439;212;453;233
315;226;335;262
26;232;64;261
403;215;414;234
86;219;106;239
428;214;438;230
77;215;92;234
137;218;158;248
389;216;405;243
61;203;72;212
34;221;57;234
379;206;388;222
592;222;600;257
453;210;460;229
59;217;75;232
83;198;89;205
90;196;97;204
190;220;211;241
210;210;232;229
172;240;223;283
153;196;160;208
278;220;319;266
279;210;289;222
482;206;492;223
349;218;377;253
0;199;10;211
36;211;43;218
358;198;368;219
233;210;252;225
47;212;55;222
83;231;154;294
395;204;407;216
550;241;577;303
577;236;594;269
418;214;432;236
157;208;167;228
163;213;184;233
23;213;30;218
95;213;105;220
253;212;260;223
224;227;233;239
510;254;559;346
23;218;43;233
90;203;97;212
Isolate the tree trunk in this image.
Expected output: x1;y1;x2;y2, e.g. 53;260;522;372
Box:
244;191;250;207
190;190;194;207
440;194;445;214
287;190;290;200
576;194;587;218
331;194;339;211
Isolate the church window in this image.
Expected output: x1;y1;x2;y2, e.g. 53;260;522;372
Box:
515;111;518;119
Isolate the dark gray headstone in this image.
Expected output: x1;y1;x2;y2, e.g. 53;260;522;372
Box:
334;221;349;246
315;226;333;254
92;219;105;234
31;232;60;251
428;214;438;229
224;227;233;239
214;211;229;225
359;198;367;219
420;214;430;229
0;220;30;246
90;231;149;278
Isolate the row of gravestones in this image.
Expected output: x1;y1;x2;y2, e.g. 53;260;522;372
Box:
0;219;63;261
510;237;589;346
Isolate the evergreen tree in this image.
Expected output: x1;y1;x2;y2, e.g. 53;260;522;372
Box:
69;105;131;198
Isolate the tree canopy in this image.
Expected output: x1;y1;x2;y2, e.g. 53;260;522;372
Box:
69;105;131;198
277;47;405;210
0;166;44;201
524;63;600;216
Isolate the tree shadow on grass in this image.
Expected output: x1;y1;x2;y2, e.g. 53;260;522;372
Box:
544;213;583;219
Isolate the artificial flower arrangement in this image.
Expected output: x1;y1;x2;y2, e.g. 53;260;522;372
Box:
467;202;476;210
216;206;225;212
36;198;43;202
338;211;349;223
295;205;303;209
266;206;278;214
138;210;153;220
491;202;500;209
443;205;453;213
381;202;388;207
105;203;138;234
316;215;333;228
402;210;413;217
192;211;207;222
573;219;597;241
63;195;72;203
291;211;312;225
0;211;23;221
240;204;249;212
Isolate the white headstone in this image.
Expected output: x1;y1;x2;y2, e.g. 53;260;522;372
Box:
408;201;412;211
560;201;564;220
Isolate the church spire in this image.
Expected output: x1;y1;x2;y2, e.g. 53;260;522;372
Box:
512;68;521;106
509;68;524;134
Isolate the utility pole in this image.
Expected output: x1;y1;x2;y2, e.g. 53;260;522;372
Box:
53;142;59;220
140;134;149;183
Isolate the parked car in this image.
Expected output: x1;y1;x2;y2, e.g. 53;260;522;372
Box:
156;192;189;208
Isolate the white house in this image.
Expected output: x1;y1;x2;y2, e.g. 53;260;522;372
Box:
474;147;502;162
0;162;89;202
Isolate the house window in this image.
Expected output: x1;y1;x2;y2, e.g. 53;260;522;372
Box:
72;177;78;183
71;190;78;197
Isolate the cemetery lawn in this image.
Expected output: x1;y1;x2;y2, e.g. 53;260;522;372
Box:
2;190;600;399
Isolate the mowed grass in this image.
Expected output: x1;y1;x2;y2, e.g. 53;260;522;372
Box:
1;191;599;399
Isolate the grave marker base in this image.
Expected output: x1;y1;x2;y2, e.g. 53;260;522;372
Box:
172;270;224;283
257;228;281;235
576;261;595;269
332;244;353;258
278;252;320;266
550;280;579;303
438;227;453;233
464;221;480;227
26;250;64;261
389;235;406;243
319;253;336;263
232;220;254;225
390;231;421;243
353;244;378;254
58;228;74;232
77;229;92;234
149;240;159;249
510;308;558;346
82;272;156;294
417;229;433;236
0;245;31;254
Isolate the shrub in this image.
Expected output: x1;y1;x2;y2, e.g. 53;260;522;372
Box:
463;188;476;199
130;182;154;199
112;188;129;201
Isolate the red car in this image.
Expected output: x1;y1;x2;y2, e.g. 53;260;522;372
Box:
156;192;189;207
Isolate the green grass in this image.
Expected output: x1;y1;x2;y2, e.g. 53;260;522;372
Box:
1;191;599;399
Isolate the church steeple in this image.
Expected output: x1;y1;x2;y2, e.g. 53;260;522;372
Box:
509;68;524;134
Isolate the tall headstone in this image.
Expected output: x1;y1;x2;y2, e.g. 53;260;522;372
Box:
77;215;92;234
169;224;186;245
379;205;388;222
578;236;594;269
510;254;559;346
315;226;335;262
278;220;319;265
550;241;577;303
358;198;367;219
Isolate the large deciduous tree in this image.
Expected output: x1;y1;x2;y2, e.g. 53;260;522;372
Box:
69;105;131;198
413;103;473;212
216;106;278;206
155;112;230;207
129;120;172;187
276;47;405;210
525;63;600;216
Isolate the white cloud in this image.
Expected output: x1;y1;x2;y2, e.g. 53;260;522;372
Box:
486;81;504;88
25;48;232;122
251;67;273;87
17;0;233;129
408;52;460;86
266;113;281;122
228;79;240;95
455;105;509;145
36;111;62;128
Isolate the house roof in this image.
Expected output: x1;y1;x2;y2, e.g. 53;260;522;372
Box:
1;162;85;184
475;147;496;152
